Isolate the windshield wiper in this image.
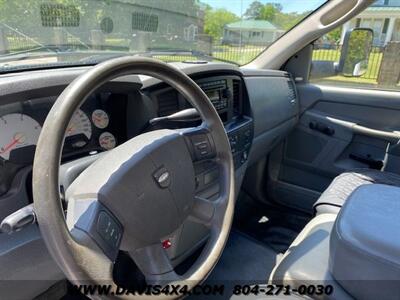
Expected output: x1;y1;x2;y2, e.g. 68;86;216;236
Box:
0;46;63;63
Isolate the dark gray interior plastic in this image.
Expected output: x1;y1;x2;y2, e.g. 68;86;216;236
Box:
0;224;64;300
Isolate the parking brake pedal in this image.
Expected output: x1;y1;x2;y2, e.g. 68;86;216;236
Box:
0;203;36;234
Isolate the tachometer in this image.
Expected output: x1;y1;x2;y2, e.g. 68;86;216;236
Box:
0;114;41;160
65;109;92;148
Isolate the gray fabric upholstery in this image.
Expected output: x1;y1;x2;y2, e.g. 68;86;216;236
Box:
330;184;400;300
269;214;352;300
313;169;400;215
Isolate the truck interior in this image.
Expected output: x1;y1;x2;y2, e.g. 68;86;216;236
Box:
0;0;399;299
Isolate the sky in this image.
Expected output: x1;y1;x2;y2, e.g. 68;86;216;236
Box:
200;0;327;16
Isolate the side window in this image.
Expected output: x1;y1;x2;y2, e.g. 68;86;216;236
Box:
310;0;400;91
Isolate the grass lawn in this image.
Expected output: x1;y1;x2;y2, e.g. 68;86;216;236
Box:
212;44;265;65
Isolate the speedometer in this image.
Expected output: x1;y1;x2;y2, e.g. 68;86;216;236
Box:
0;114;41;160
65;109;92;148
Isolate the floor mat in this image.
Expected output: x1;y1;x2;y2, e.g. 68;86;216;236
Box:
206;231;278;284
189;230;278;299
234;192;311;253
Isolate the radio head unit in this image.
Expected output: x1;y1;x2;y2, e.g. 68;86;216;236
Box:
199;80;229;112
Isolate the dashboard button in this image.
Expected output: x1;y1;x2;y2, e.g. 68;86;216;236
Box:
97;211;121;248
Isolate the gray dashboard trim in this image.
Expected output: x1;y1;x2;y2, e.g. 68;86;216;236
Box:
244;76;299;137
241;68;289;77
0;67;142;100
140;61;242;88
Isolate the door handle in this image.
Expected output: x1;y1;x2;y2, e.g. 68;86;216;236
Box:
309;121;335;136
323;116;400;143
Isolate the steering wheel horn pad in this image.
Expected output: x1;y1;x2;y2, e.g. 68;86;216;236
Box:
67;129;196;250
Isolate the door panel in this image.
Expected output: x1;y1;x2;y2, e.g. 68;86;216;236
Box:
268;84;400;213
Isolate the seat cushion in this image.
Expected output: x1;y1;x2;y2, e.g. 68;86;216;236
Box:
269;214;351;300
330;184;400;300
313;169;400;215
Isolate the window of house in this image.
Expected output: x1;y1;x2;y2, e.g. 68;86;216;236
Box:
382;18;390;34
310;3;400;91
132;12;158;32
40;4;80;27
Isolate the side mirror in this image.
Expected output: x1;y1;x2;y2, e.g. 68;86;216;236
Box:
310;27;374;80
338;28;374;77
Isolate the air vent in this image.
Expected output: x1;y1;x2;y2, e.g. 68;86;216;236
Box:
287;80;297;104
157;90;179;117
232;80;241;115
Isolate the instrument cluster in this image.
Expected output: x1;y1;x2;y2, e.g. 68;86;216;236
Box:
0;93;125;166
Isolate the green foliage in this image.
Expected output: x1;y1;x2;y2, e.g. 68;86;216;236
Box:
242;1;309;30
326;27;342;43
273;11;311;30
204;8;239;41
258;4;280;21
343;29;373;76
243;1;263;19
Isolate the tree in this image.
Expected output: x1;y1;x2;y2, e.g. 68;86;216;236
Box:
244;2;283;21
243;1;263;20
326;27;342;44
258;3;281;21
274;10;311;30
204;8;239;41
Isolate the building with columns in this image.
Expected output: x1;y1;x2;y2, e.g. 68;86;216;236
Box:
341;0;400;46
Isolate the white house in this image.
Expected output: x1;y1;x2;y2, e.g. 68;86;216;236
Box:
341;0;400;45
222;20;284;46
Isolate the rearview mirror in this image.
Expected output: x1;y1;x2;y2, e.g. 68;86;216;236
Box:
338;28;373;77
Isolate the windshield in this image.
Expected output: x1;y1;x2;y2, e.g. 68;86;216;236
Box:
0;0;326;72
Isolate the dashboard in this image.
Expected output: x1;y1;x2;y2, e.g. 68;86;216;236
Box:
0;61;299;300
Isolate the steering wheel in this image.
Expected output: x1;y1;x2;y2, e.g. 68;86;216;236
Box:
32;57;234;298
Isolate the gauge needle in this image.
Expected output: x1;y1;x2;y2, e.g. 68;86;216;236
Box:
0;135;23;154
67;125;75;134
94;116;103;123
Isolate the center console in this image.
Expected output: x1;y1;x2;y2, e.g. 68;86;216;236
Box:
196;76;254;169
227;118;253;169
